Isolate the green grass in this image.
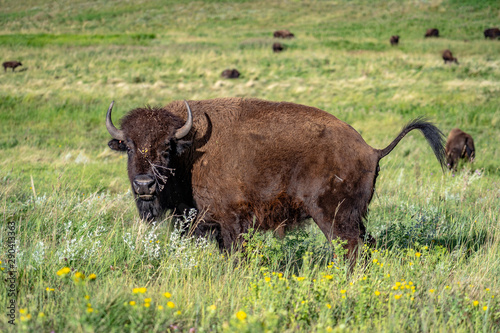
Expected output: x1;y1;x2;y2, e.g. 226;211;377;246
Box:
1;0;500;331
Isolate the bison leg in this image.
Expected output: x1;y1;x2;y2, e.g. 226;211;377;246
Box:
309;201;369;268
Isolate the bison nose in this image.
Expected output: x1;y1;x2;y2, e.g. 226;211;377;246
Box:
133;175;156;195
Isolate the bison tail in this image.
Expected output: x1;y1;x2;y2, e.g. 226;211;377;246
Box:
378;117;446;170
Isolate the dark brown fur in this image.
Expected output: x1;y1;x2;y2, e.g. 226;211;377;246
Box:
442;49;458;64
273;30;295;39
390;35;399;46
484;28;500;40
107;98;446;262
2;61;22;72
273;42;284;53
425;28;439;38
445;128;475;170
221;69;240;79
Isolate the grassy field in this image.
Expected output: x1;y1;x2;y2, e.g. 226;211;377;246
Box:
1;0;500;331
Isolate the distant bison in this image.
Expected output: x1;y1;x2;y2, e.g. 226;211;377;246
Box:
390;35;399;46
221;69;240;79
106;97;446;262
273;42;284;53
425;28;439;38
484;27;500;40
445;128;475;170
442;49;458;64
2;61;22;72
273;30;295;39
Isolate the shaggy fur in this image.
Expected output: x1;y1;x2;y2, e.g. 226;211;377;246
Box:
442;49;458;64
425;28;439;38
484;28;500;40
107;98;446;260
445;128;475;170
390;35;399;46
273;42;284;53
2;61;22;72
273;30;295;39
221;69;240;79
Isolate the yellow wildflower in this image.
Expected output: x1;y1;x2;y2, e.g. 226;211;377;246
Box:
38;312;45;318
415;252;421;257
340;289;346;294
236;310;247;321
87;308;94;313
144;298;152;303
45;287;54;291
56;267;71;276
394;294;402;300
374;291;381;296
88;274;97;280
473;301;479;306
19;308;27;314
176;310;181;315
144;303;150;308
167;301;175;308
84;295;90;300
158;305;164;310
129;301;136;306
208;304;217;311
133;287;147;294
483;306;488;311
163;292;172;298
429;289;435;293
265;277;271;282
326;303;332;309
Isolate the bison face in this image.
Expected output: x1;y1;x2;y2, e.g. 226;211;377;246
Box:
106;101;193;221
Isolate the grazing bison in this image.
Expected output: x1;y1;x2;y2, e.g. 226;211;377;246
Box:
106;98;446;261
273;30;295;39
425;28;439;38
2;61;22;72
484;27;500;39
221;69;240;79
442;49;458;64
273;42;284;53
445;128;475;170
390;35;399;46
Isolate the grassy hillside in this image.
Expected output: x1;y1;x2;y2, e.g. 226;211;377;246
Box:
0;0;499;332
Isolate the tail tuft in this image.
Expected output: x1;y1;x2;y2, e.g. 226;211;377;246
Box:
379;117;446;170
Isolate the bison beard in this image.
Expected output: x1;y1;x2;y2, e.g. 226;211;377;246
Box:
106;98;446;263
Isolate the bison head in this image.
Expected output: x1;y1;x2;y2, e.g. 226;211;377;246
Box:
106;101;194;221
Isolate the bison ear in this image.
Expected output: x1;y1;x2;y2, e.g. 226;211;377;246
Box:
108;139;127;151
175;139;192;156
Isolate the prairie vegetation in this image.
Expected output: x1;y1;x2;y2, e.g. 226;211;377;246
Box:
0;0;499;332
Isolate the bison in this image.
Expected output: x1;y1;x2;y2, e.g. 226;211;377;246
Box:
2;61;22;72
484;27;500;40
445;128;475;170
390;35;399;46
425;28;439;38
106;98;446;261
442;49;458;64
221;69;240;79
273;42;284;53
273;30;295;39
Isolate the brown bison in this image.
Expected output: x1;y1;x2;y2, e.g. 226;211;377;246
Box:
273;42;284;53
484;27;500;39
106;98;446;260
390;35;399;46
425;28;439;38
221;69;240;79
445;128;475;170
2;61;22;72
442;49;458;64
273;30;295;39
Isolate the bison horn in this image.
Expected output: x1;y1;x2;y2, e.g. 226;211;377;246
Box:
174;100;193;139
106;101;126;141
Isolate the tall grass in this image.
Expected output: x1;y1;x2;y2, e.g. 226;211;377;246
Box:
1;0;499;331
